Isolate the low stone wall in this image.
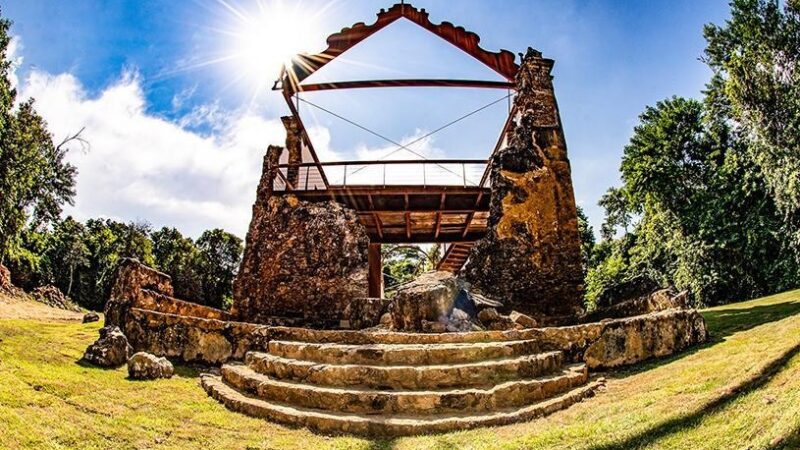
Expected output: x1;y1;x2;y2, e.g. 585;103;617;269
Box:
123;308;270;364
533;309;708;369
119;299;707;368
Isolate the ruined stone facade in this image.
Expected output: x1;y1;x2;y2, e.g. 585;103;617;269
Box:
464;48;585;323
231;144;370;327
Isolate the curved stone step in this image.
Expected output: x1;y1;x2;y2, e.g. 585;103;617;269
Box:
245;351;564;390
269;326;538;345
267;339;542;366
222;363;588;415
201;374;604;436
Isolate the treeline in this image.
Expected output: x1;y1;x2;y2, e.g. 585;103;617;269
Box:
7;219;242;310
583;0;800;307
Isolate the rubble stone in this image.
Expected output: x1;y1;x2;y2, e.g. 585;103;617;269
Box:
594;273;659;309
32;285;81;312
127;352;174;380
83;326;132;367
343;297;391;329
581;287;690;323
509;311;538;328
104;258;175;328
82;312;100;323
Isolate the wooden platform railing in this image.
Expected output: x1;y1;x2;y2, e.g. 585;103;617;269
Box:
273;159;490;192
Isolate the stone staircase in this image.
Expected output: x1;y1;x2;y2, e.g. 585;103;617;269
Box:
201;332;604;436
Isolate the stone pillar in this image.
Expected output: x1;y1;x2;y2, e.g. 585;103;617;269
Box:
463;48;585;323
281;116;302;187
368;243;383;298
231;144;370;327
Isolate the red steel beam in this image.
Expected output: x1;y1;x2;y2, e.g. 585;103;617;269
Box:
296;79;514;92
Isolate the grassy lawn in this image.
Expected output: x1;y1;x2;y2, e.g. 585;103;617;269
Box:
1;291;799;449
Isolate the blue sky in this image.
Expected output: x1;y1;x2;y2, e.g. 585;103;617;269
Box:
3;0;731;238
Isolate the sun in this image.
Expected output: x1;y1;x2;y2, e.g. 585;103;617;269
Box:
222;0;325;90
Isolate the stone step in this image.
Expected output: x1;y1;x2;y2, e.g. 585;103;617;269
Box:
222;363;588;415
201;374;604;436
269;326;539;345
267;339;542;366
245;351;564;390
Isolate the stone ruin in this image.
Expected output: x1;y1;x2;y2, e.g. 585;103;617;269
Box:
228;48;587;330
84;3;710;437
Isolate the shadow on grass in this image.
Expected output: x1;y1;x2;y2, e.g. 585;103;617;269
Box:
770;425;800;449
703;299;800;339
588;340;800;450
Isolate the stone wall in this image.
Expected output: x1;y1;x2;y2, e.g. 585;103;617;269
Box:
231;146;370;327
123;308;271;364
105;258;230;328
533;309;708;369
115;285;707;368
464;48;585;323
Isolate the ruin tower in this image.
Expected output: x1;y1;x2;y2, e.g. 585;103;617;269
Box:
464;48;585;322
230;121;370;327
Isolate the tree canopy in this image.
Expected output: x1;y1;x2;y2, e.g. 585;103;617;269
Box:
588;0;800;307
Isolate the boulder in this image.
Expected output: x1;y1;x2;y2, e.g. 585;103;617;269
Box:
83;326;132;367
127;352;174;380
32;285;82;312
82;312;100;323
390;271;460;330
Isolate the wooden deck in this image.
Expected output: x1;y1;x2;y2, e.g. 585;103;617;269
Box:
288;185;491;244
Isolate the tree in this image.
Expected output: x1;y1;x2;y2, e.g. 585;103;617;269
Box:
576;206;595;273
598;187;632;240
44;217;89;297
195;229;242;309
592;94;797;305
704;0;800;248
0;14;78;264
151;227;202;301
74;219;156;310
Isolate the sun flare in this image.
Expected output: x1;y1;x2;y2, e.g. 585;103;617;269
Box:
223;0;324;88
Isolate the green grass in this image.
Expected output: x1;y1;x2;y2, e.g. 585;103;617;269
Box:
1;291;800;449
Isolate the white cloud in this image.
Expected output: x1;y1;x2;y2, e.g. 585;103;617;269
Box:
7;35;22;90
17;68;339;238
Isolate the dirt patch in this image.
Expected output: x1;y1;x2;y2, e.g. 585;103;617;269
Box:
0;292;84;321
